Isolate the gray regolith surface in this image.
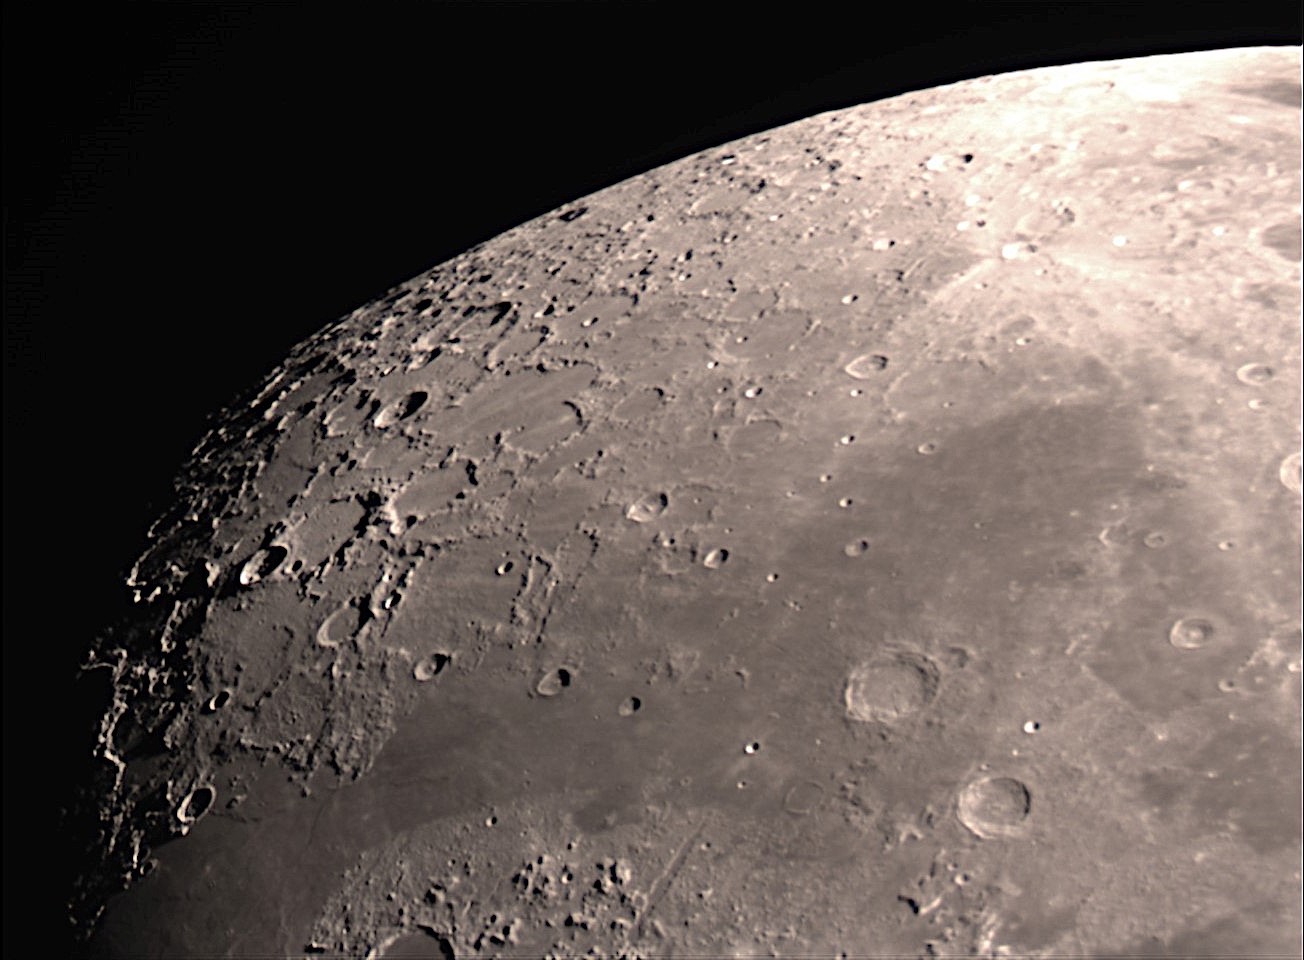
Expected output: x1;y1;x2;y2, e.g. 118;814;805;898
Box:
76;47;1301;958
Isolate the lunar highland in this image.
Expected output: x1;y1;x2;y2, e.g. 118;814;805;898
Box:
72;47;1302;958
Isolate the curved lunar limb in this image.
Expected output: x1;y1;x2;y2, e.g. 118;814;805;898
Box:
76;47;1301;959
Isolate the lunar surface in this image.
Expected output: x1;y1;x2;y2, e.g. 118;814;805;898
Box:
72;48;1302;958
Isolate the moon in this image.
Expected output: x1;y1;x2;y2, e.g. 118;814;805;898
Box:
73;47;1300;958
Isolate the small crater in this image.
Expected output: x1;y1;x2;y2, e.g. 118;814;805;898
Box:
1280;451;1302;494
743;741;761;754
783;781;824;815
843;538;871;557
1097;521;1132;547
238;545;288;586
1236;362;1275;386
844;651;940;723
204;689;232;713
413;652;451;682
1261;219;1303;261
916;441;938;455
956;776;1031;839
178;784;216;824
1142;531;1168;549
617;696;642;717
495;560;515;576
1169;617;1215;650
376;930;457;960
702;548;730;569
400;390;428;417
374;390;429;428
535;667;574;697
625;491;669;523
317;601;364;648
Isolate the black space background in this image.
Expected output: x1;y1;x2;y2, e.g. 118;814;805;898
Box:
3;2;1301;953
